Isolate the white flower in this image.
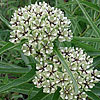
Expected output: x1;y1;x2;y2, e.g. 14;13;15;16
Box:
21;43;36;56
55;72;69;86
60;85;74;100
43;80;57;93
60;47;93;71
32;73;45;88
43;64;58;78
9;1;100;100
10;2;73;56
36;62;47;72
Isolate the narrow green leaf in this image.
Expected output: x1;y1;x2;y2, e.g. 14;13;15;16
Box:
81;1;100;12
42;94;53;100
91;87;100;96
54;47;78;94
59;41;72;47
27;87;34;99
56;1;76;7
58;97;63;100
91;82;100;96
73;36;100;42
52;88;60;100
92;56;100;68
87;51;100;56
3;74;9;84
10;83;40;97
75;0;100;37
20;52;29;65
0;68;35;93
0;14;12;29
0;67;30;74
0;40;27;55
72;40;98;52
0;41;6;46
58;0;65;4
0;42;14;55
0;61;23;68
3;1;18;6
77;16;88;24
30;89;48;100
57;1;100;12
85;91;100;100
0;29;10;41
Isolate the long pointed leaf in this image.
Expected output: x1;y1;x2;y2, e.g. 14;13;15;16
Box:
81;1;100;12
0;67;30;74
52;88;60;100
0;68;35;93
76;0;100;37
73;36;100;42
10;83;40;95
57;1;100;12
0;40;27;55
30;89;48;100
85;91;100;100
72;40;98;52
0;14;12;29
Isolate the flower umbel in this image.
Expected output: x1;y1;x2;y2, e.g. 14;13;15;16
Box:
9;2;73;58
9;1;100;100
33;47;100;100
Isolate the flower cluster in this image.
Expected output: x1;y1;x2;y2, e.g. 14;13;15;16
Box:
9;2;73;59
33;47;100;100
9;2;100;100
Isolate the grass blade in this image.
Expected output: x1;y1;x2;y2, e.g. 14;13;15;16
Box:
81;1;100;12
10;83;40;95
57;1;100;12
87;51;100;56
0;67;30;74
0;68;35;93
54;47;78;94
91;87;100;96
0;42;14;55
75;0;100;37
92;56;100;68
0;61;23;68
73;36;100;42
91;83;100;96
85;91;100;100
30;89;48;100
0;14;12;29
72;40;98;52
52;88;60;100
0;40;27;55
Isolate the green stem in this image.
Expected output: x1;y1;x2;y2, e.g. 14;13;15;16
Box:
54;47;78;94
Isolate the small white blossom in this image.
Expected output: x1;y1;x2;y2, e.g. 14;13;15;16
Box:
32;73;45;88
43;80;57;93
9;2;73;57
33;47;100;100
60;85;74;100
55;72;69;86
9;1;100;100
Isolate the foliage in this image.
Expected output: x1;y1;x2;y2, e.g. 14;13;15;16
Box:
0;0;100;100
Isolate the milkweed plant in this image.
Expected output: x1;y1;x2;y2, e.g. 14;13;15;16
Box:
9;2;100;100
